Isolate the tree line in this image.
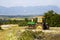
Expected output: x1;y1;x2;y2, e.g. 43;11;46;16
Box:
0;18;37;26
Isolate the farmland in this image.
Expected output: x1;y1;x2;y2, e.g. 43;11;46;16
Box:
0;27;60;40
0;10;60;40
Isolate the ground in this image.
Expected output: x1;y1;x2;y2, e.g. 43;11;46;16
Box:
0;27;60;40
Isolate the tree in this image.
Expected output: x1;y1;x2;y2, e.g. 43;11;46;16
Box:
25;18;28;22
44;10;60;27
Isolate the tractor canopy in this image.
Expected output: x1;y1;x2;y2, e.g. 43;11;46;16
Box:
27;22;35;25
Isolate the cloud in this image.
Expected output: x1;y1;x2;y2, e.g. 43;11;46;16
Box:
0;0;60;7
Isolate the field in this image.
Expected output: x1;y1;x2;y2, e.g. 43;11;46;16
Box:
0;27;60;40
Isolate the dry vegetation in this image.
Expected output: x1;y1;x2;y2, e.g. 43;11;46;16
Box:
0;27;60;40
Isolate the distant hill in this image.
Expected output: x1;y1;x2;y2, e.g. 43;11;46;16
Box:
0;6;60;15
0;15;41;18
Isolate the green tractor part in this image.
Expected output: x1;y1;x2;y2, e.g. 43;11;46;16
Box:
27;22;36;29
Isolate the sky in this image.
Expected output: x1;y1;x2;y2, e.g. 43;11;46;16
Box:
0;0;60;7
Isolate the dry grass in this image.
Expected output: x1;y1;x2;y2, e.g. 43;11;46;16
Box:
0;27;60;40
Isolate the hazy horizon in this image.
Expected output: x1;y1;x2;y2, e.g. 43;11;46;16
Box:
0;0;60;15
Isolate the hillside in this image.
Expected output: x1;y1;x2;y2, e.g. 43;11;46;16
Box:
0;6;60;15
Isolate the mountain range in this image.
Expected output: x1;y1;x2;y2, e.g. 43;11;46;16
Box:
0;6;60;15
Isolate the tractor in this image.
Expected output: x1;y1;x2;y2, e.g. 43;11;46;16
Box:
27;16;49;30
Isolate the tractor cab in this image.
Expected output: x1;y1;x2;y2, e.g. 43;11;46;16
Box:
35;17;49;30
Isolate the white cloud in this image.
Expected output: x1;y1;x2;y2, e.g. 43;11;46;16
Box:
0;0;60;7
